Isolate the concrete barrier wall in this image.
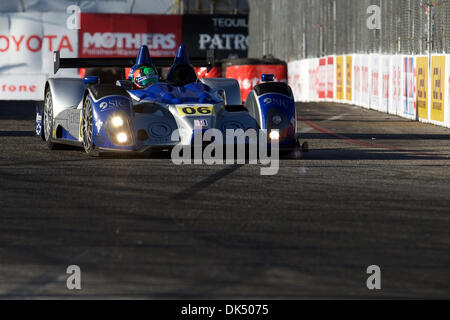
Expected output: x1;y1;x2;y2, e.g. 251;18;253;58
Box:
288;54;450;128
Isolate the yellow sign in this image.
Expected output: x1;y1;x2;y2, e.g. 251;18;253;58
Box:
346;56;353;101
336;56;344;100
177;105;214;116
416;57;428;120
431;56;445;122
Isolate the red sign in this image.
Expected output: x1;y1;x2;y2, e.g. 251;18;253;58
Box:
79;13;182;58
225;64;287;102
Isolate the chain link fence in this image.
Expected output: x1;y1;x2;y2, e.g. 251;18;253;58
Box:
249;0;450;61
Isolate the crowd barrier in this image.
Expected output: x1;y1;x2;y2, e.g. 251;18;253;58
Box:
288;54;450;128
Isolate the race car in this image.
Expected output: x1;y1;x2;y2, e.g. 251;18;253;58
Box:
36;44;306;156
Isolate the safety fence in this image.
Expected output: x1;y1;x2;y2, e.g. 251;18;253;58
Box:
288;54;450;128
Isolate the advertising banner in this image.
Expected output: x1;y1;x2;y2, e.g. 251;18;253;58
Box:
353;55;361;106
0;12;78;100
298;59;310;102
370;54;380;110
391;55;402;116
326;56;335;99
318;58;327;99
447;55;450;126
288;60;300;101
345;55;352;102
361;55;370;108
431;56;445;123
416;57;429;120
381;55;390;113
79;13;182;58
288;60;310;102
0;74;46;100
336;56;344;100
403;56;416;118
308;58;319;101
182;15;248;60
225;64;287;102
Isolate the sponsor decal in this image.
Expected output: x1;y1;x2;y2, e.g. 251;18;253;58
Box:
99;98;129;111
35;112;42;136
262;96;292;108
194;119;209;128
95;119;103;133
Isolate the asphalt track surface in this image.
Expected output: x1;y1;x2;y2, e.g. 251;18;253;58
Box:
0;100;449;299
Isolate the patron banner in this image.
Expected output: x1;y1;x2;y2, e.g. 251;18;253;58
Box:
182;14;248;60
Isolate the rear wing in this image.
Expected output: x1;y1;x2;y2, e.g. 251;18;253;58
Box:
53;50;215;74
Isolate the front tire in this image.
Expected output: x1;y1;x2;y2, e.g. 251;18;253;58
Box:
43;89;59;150
82;95;96;155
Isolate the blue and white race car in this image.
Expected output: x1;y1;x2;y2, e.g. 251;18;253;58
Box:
36;44;305;156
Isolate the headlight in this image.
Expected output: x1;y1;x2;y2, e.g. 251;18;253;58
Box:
111;116;124;127
105;111;134;147
269;130;280;141
116;132;128;143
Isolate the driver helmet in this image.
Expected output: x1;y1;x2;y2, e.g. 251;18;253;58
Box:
131;65;159;89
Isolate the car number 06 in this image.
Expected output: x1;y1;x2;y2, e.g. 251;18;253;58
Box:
178;106;213;116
